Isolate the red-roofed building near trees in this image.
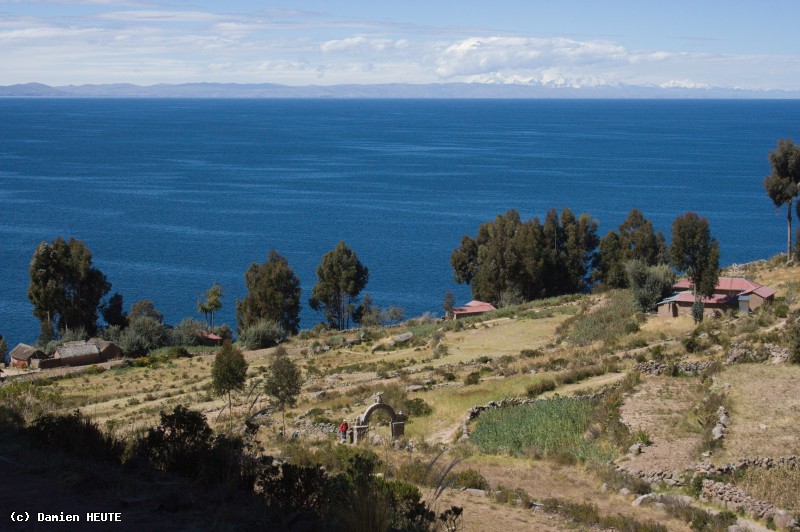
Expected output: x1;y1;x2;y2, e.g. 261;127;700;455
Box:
449;300;497;320
657;277;775;319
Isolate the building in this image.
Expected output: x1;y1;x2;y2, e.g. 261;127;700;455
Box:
657;277;775;318
87;338;122;361
449;300;497;319
8;344;46;369
53;341;101;367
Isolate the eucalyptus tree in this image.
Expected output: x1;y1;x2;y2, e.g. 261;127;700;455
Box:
237;250;302;335
598;209;667;288
198;283;223;329
764;138;800;260
27;236;110;338
669;212;720;322
309;241;369;330
211;342;248;430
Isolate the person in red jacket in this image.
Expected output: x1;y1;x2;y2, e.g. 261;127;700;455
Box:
339;419;349;443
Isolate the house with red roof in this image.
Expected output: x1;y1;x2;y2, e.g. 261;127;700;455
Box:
449;300;497;320
657;277;775;319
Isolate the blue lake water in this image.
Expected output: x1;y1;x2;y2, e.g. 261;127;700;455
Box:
1;98;800;347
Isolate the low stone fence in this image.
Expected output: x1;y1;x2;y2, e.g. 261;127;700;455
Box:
726;342;789;365
701;479;797;529
633;360;714;376
695;455;800;477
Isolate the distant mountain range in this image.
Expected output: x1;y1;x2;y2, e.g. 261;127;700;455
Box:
1;81;799;99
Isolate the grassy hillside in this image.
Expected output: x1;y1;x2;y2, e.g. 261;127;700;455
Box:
3;259;800;531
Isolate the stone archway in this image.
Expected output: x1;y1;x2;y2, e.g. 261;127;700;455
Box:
352;396;405;444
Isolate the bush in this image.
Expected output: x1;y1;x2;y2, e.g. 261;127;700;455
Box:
450;468;489;490
134;405;213;477
520;348;544;358
171;318;206;346
0;381;63;424
526;378;556;397
120;316;170;356
28;410;124;462
464;372;480;386
403;397;432;417
627;261;676;313
238;319;283;350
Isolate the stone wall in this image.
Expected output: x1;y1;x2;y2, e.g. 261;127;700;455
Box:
633;360;715;376
701;479;797;529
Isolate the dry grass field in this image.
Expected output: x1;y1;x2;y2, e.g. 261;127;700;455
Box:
715;364;800;463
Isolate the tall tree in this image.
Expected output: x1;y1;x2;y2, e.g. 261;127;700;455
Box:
309;241;369;330
598;209;667;288
237;250;302;336
100;292;127;328
669;212;720;322
27;237;110;337
442;291;456;317
198;283;223;329
130;300;163;323
451;208;599;304
764;139;800;260
211;342;248;430
264;347;303;438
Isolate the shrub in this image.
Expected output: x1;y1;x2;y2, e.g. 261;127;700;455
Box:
135;405;213;477
28;410;124;462
464;372;480;386
171;318;206;346
627;261;676;313
526;378;556;397
238;319;283;350
450;468;490;490
120;316;169;356
403;397;432;417
0;381;63;424
520;348;544;358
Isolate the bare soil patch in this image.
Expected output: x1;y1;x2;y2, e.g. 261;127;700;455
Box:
715;364;800;463
618;375;703;474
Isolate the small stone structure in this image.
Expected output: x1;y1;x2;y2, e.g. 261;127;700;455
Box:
352;395;405;444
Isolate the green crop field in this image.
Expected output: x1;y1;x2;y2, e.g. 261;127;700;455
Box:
469;397;613;462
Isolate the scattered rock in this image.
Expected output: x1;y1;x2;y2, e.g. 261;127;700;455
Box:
394;332;414;343
632;494;655;507
464;488;486;497
629;442;643;455
619;488;631;496
405;385;425;393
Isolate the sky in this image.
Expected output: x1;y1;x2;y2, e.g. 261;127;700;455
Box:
1;0;799;89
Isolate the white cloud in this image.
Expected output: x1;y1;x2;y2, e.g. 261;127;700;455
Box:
321;36;408;54
433;36;637;78
97;10;224;23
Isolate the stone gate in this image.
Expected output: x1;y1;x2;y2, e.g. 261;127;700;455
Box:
352;394;405;444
